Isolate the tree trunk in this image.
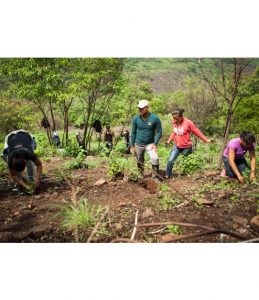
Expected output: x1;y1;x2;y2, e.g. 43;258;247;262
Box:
217;107;233;169
62;110;68;147
49;99;56;131
66;110;69;145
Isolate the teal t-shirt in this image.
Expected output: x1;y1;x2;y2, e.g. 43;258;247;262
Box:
130;113;162;146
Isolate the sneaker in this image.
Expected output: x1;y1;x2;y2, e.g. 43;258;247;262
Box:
12;184;22;192
164;175;170;179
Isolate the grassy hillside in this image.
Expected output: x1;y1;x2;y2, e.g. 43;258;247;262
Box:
124;58;259;94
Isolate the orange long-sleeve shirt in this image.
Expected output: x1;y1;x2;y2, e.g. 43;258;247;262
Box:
167;118;209;148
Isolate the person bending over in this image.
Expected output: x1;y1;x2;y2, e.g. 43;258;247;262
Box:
2;130;42;191
222;131;256;183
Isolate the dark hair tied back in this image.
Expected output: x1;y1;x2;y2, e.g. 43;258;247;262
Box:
173;108;185;117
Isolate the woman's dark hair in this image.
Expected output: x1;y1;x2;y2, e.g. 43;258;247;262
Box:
172;108;185;117
12;158;26;172
240;131;256;145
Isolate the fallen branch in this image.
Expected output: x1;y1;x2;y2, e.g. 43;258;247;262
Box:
111;238;140;243
137;221;247;240
130;210;139;240
173;201;189;209
137;221;214;231
150;227;168;234
139;227;151;242
239;237;259;243
160;229;219;243
87;206;109;243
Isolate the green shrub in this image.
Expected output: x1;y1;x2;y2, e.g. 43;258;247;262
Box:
63;139;84;157
63;149;87;170
174;152;205;175
123;157;142;181
108;152;141;181
33;132;58;157
61;198;108;235
108;152;125;178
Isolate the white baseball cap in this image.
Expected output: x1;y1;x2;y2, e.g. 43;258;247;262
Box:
138;100;149;109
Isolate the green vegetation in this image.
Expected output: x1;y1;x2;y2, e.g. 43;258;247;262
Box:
63;150;87;170
0;58;258;189
159;195;182;211
108;151;141;181
167;225;182;235
61;198;109;238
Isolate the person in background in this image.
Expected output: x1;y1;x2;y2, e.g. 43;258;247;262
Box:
2;130;42;191
121;129;131;155
76;124;85;150
104;125;114;153
53;131;61;148
165;108;213;179
222;131;256;183
130;100;162;180
41;117;50;129
92;119;102;135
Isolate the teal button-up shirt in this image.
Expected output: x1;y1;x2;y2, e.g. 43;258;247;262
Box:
130;112;162;146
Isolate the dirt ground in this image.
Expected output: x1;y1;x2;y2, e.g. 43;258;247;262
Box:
0;156;258;243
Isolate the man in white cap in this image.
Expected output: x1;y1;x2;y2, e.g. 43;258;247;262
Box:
130;100;162;180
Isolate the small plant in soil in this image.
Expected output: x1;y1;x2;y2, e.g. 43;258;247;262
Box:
158;182;170;193
159;194;182;211
230;193;241;203
53;169;71;183
167;225;182;235
108;152;125;179
61;198;108;239
108;152;141;181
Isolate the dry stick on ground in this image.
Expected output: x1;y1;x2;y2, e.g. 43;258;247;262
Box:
130;210;139;240
150;227;168;234
139;227;151;242
239;237;259;243
64;177;80;243
137;221;247;240
161;229;220;243
173;201;189;209
87;206;109;243
111;238;140;243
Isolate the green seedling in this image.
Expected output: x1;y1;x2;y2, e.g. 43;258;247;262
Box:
167;225;182;235
158;183;170;193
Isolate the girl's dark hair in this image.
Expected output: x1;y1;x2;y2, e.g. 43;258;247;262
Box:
240;131;256;145
172;108;185;117
12;158;26;172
